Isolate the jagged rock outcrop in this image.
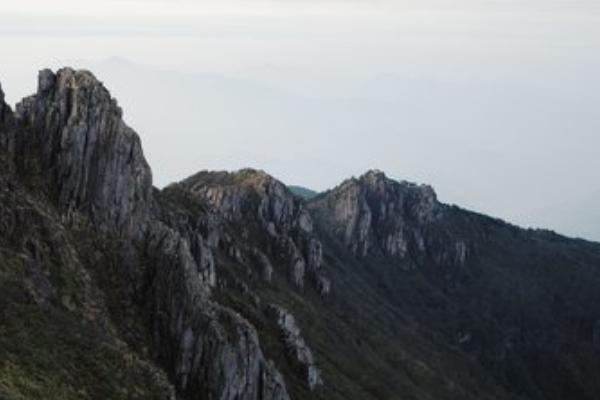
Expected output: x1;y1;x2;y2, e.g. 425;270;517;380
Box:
252;248;275;282
171;170;314;237
0;69;293;400
0;84;15;171
145;223;289;400
309;170;469;268
267;304;323;391
0;83;5;116
13;68;153;238
165;169;330;294
0;84;9;130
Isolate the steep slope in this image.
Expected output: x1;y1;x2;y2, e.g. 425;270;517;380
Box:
308;170;600;400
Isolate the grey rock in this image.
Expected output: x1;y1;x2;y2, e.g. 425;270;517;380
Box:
285;238;306;288
173;169;302;234
455;330;473;345
290;256;306;289
14;68;153;238
0;84;16;172
309;170;469;268
145;222;290;400
177;306;289;400
193;234;217;287
267;304;323;390
252;248;274;282
0;83;7;125
316;274;331;297
267;221;278;237
228;244;246;265
170;169;330;292
431;239;469;268
38;68;56;93
305;238;322;274
296;210;313;233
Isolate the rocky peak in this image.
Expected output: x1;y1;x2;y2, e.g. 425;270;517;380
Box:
14;68;153;237
167;168;329;293
357;170;438;222
309;170;469;267
0;82;15;137
175;168;313;234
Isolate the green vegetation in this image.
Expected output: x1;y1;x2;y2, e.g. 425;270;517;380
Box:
0;181;172;400
288;186;319;201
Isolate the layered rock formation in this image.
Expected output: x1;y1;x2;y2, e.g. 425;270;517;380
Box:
165;170;330;294
142;223;290;400
310;170;469;268
0;84;15;171
0;84;9;130
13;69;153;237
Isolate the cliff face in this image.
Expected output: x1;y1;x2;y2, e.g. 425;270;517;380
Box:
309;170;469;269
165;169;330;295
0;84;15;171
0;84;9;130
12;69;153;237
2;68;600;400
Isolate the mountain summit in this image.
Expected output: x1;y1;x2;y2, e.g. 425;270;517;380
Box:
1;69;600;400
310;170;441;257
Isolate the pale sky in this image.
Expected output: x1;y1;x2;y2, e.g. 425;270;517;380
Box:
0;0;599;241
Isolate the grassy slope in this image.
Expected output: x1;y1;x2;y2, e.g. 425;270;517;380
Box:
0;177;173;400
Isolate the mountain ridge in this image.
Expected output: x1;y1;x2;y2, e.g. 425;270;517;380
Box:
1;68;600;400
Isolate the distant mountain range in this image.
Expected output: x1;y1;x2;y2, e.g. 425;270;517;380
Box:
288;185;319;200
1;68;600;400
